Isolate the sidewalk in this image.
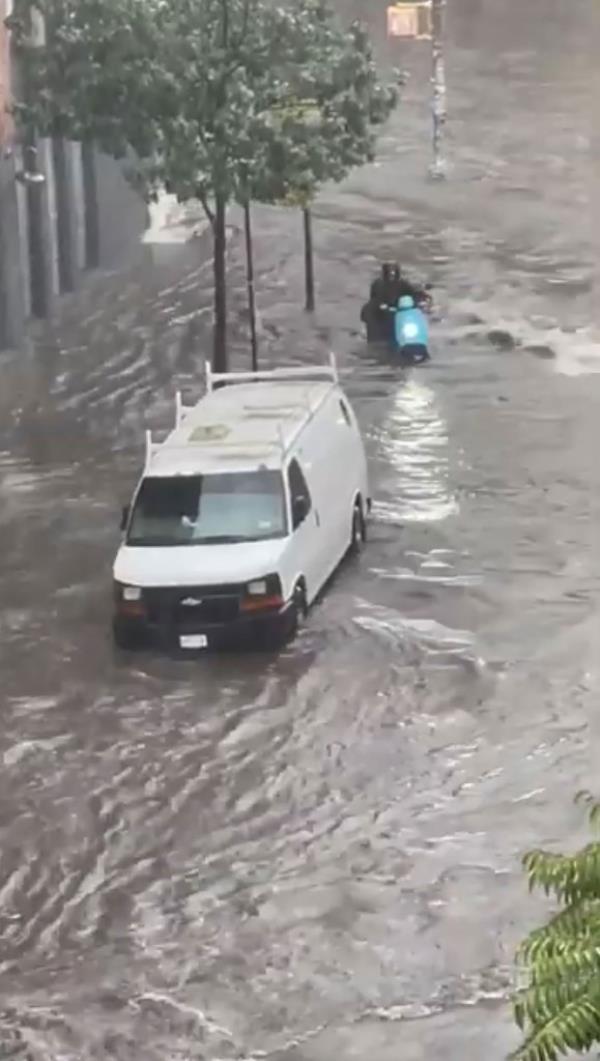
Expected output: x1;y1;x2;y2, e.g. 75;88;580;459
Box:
0;196;344;466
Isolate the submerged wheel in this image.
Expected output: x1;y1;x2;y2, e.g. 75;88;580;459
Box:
349;500;366;556
286;581;307;643
112;620;141;651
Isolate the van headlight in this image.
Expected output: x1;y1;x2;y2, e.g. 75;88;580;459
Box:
123;585;142;601
113;581;145;618
114;582;142;602
247;579;268;596
241;575;283;612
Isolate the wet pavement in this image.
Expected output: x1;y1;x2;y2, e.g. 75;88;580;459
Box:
1;0;600;1057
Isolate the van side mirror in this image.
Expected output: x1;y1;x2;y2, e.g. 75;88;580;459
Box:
120;505;129;531
292;495;309;528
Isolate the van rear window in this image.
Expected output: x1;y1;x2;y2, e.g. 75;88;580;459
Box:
127;470;287;546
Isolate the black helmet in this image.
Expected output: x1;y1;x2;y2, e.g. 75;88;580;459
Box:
390;262;401;280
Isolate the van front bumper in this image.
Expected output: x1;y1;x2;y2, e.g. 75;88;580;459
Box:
113;584;295;652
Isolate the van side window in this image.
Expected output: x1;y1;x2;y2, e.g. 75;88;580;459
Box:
287;459;312;530
339;399;352;426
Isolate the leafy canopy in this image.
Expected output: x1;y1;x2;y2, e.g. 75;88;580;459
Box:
247;6;398;207
511;791;600;1061
10;0;398;213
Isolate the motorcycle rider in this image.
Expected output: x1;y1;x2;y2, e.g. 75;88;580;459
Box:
369;262;394;304
380;262;429;308
362;262;430;341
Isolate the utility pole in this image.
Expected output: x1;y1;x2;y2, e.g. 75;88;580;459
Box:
243;200;258;371
386;0;448;177
430;0;447;179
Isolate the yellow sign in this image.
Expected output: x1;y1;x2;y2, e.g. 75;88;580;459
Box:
387;2;432;40
189;424;230;442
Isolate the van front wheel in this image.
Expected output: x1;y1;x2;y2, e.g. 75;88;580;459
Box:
349;501;366;556
286;582;307;643
112;620;139;651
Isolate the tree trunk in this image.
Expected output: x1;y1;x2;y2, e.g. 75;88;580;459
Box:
430;0;447;178
243;200;258;371
302;206;315;312
212;195;227;372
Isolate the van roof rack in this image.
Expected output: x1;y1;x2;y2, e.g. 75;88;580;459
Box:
205;352;338;393
144;429;161;470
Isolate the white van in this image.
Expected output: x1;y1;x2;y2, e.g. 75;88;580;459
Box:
112;356;370;651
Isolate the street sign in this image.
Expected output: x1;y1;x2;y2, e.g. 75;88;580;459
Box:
387;2;432;40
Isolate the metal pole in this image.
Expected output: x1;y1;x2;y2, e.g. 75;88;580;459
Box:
243;199;258;371
212;194;228;372
25;142;51;318
81;140;100;268
303;206;315;312
430;0;447;178
53;136;76;291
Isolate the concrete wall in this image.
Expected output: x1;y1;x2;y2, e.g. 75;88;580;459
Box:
0;0;148;350
0;148;26;347
0;140;149;350
0;0;25;347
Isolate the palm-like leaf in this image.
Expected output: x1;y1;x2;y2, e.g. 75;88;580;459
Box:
510;994;600;1061
511;795;600;1059
523;845;600;904
518;900;600;964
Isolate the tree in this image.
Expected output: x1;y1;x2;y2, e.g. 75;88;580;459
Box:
10;0;397;368
511;792;600;1061
9;0;327;368
246;4;398;312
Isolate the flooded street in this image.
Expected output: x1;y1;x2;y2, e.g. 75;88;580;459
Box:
1;0;600;1056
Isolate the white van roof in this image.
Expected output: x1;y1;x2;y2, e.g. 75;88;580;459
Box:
144;357;340;477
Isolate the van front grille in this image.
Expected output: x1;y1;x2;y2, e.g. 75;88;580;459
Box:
143;584;243;628
176;596;239;627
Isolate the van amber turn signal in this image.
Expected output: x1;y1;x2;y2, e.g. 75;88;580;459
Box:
114;581;145;618
240;575;284;613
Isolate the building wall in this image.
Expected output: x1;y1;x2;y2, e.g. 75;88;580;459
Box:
0;0;26;348
0;1;148;351
0;0;14;144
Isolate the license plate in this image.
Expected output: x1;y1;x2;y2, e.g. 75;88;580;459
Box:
179;634;208;649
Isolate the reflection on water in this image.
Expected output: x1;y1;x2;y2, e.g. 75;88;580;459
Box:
373;378;458;523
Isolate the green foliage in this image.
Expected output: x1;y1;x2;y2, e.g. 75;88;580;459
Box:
247;2;398;207
511;792;600;1061
11;0;397;214
9;0;398;360
11;0;306;206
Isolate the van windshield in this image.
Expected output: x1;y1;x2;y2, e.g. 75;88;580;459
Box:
127;471;287;546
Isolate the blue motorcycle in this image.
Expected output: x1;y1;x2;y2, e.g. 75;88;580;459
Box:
361;280;432;359
390;295;430;362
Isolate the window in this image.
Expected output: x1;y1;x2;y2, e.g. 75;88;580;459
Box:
287;459;312;530
127;470;287;546
339;399;352;426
